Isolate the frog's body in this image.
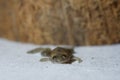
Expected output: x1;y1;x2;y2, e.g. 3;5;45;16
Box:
27;47;82;64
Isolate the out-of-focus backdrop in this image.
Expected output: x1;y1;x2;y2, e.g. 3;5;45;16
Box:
0;0;120;46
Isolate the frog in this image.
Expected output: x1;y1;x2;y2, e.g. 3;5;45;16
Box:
27;47;82;64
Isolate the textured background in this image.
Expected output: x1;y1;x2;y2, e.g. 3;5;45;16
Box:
0;0;120;46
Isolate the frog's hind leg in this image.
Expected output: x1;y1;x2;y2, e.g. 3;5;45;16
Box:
27;48;51;54
40;48;51;57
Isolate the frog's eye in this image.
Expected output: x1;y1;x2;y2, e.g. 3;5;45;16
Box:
52;56;57;60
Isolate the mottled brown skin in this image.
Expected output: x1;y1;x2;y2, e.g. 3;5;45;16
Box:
27;47;82;64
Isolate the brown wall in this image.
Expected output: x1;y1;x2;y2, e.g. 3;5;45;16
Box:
0;0;120;46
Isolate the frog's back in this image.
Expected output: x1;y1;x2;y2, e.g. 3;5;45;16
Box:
52;47;74;54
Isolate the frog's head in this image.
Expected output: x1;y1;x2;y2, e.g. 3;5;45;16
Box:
50;47;74;64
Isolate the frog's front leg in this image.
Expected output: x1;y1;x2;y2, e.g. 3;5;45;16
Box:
73;56;82;63
40;58;50;62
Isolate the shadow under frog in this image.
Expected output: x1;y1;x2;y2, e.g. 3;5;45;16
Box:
27;47;82;64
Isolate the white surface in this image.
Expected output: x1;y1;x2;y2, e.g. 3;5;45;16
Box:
0;38;120;80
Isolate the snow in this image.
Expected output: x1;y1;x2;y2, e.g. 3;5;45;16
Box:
0;38;120;80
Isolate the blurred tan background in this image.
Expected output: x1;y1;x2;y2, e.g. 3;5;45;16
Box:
0;0;120;46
